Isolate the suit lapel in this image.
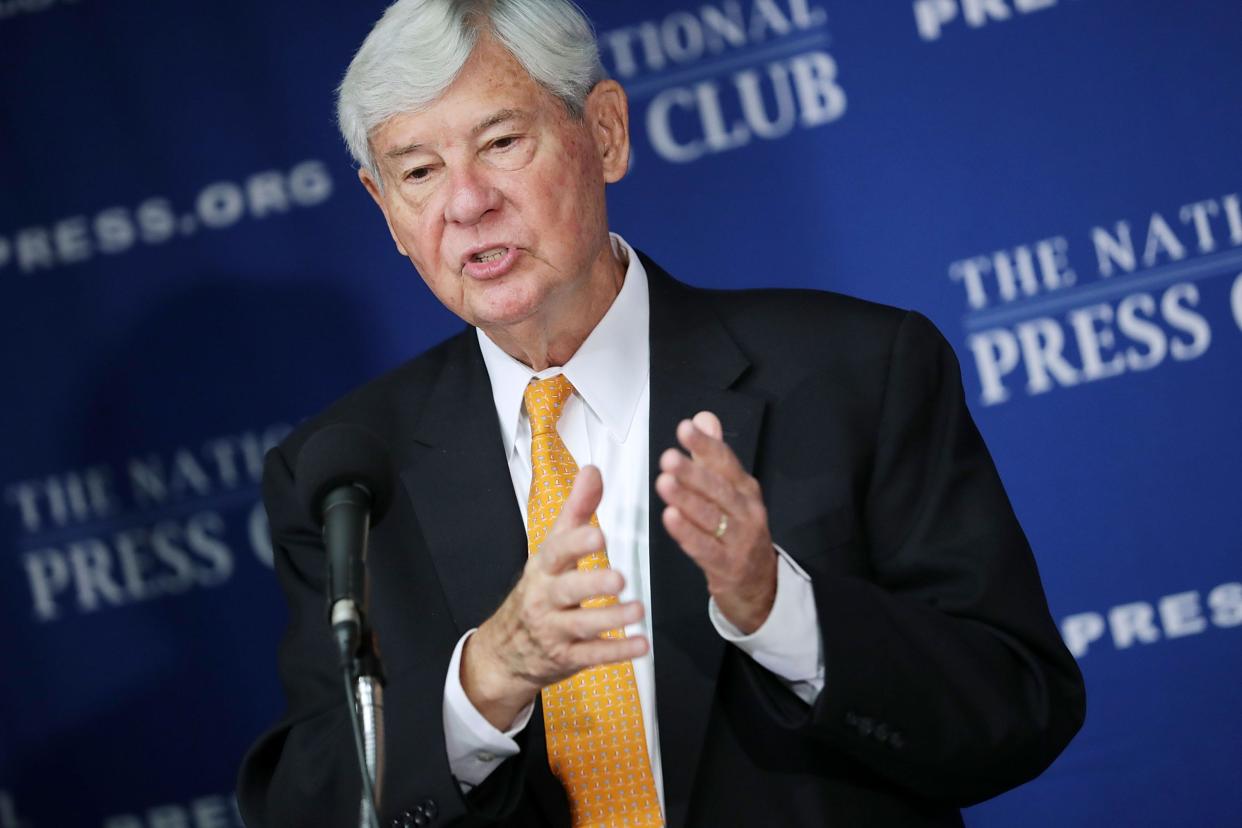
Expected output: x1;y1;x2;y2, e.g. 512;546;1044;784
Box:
644;256;766;828
399;334;528;636
398;332;570;824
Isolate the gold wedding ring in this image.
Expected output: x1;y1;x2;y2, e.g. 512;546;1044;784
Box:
714;513;729;539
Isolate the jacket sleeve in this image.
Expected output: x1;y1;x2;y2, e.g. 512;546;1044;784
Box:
741;310;1085;805
235;443;542;827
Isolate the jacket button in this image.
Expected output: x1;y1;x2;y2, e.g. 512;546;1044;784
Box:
393;811;414;828
407;798;437;825
857;717;874;736
874;723;889;742
844;711;858;727
889;731;905;749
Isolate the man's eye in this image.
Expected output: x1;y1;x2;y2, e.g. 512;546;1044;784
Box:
490;135;520;151
405;167;432;182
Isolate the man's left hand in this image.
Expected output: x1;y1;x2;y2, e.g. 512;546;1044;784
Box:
656;410;777;634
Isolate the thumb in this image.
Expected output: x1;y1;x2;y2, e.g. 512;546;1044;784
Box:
551;464;603;533
692;410;723;440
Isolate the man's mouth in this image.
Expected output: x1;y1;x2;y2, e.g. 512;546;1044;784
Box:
462;246;520;280
472;248;507;264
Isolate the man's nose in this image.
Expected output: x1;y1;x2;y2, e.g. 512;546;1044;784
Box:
444;163;502;226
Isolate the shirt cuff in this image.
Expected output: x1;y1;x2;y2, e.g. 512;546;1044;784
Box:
708;545;825;695
442;629;535;789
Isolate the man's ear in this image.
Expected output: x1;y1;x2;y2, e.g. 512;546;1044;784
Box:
358;166;409;257
585;80;631;184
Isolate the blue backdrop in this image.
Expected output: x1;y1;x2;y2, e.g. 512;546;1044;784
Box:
2;1;1239;825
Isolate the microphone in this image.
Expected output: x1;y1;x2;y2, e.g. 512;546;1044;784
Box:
294;422;395;828
295;422;396;663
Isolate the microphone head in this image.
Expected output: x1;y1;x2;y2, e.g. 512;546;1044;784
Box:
294;422;396;526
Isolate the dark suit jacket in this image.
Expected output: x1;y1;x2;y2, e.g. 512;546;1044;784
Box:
238;255;1085;827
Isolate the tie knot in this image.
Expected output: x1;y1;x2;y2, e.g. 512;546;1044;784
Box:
524;374;575;437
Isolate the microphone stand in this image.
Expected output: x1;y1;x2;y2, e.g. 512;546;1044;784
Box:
320;483;387;827
351;628;386;828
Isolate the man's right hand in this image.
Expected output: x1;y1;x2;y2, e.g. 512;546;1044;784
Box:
459;464;648;730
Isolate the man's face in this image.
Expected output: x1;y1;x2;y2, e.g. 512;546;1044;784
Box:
361;35;629;333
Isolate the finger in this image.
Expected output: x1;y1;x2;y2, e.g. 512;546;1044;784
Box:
568;634;649;670
655;471;726;536
560;601;645;641
692;410;723;440
659;447;746;515
676;419;746;482
552;567;625;608
663;506;726;572
537;524;606;574
549;464;604;535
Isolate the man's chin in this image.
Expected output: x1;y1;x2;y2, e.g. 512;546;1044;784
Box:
465;287;544;332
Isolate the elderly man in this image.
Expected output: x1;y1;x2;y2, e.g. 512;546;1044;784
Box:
238;1;1085;826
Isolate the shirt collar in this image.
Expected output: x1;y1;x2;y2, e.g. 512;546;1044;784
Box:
477;232;650;453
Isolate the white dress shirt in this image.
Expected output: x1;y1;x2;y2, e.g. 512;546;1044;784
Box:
441;234;825;812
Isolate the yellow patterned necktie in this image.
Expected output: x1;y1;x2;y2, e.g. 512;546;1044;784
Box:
523;374;663;828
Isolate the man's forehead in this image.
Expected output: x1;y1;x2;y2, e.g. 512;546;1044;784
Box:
379;106;535;159
372;39;552;157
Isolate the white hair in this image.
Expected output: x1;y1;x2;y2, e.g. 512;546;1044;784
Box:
337;0;607;178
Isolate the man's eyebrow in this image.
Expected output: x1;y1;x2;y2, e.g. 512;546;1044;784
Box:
471;108;528;135
385;141;425;160
384;109;531;161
